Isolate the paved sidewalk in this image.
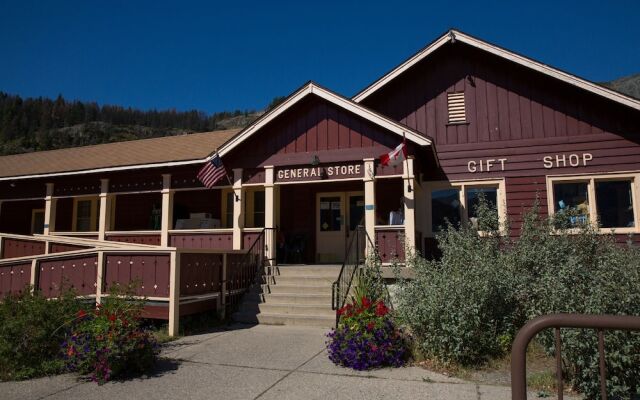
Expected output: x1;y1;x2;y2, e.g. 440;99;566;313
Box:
1;324;555;400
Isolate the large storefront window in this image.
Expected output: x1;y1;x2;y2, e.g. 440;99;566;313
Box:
596;181;635;228
427;179;505;235
548;174;638;232
552;182;589;225
431;188;461;232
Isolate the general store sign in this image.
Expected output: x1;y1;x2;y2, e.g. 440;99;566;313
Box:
276;163;363;183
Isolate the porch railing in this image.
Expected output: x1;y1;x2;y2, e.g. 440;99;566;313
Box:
225;227;275;310
511;313;640;400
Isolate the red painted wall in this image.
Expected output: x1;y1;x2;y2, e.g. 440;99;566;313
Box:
0;200;44;235
113;192;162;231
226;95;405;168
360;42;640;247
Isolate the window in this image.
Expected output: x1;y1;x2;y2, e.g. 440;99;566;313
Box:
319;196;342;231
72;197;99;232
552;182;589;226
31;209;45;234
596;181;634;228
547;174;638;233
253;191;265;228
426;179;505;235
447;92;466;123
223;191;234;228
431;188;461;232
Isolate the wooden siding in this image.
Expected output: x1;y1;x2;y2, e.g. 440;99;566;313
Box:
38;255;97;297
375;227;405;263
106;234;161;246
361;43;639;147
226;95;406;168
49;243;90;254
0;262;32;298
0;200;44;235
170;232;233;250
113;193;162;231
104;254;170;297
361;42;640;249
179;253;223;296
1;238;46;259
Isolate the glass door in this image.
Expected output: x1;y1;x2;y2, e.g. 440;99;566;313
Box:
316;193;345;263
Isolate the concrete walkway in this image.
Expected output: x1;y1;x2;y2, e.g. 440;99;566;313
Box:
2;324;553;400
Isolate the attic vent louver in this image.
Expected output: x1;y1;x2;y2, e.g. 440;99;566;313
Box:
447;92;466;123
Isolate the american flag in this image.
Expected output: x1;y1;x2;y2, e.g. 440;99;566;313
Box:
197;153;227;188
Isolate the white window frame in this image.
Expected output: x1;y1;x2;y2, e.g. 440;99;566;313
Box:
424;178;507;237
546;172;640;234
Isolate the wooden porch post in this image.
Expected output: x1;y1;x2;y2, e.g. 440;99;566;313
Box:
95;251;105;304
30;259;38;292
161;174;174;247
43;183;56;235
363;158;376;254
264;166;276;265
98;179;110;241
403;157;416;251
232;168;244;250
168;250;180;337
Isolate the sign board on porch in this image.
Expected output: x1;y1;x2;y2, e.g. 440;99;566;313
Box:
275;163;364;183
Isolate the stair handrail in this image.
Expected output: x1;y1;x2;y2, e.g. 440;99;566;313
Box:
331;224;393;327
331;224;365;325
226;227;276;309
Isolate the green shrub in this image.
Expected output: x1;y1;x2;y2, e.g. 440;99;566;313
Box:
395;206;520;365
0;288;83;380
61;287;159;384
396;198;640;398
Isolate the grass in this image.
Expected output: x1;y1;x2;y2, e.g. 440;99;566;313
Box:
414;340;563;393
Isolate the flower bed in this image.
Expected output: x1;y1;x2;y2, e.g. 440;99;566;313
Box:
61;295;159;384
327;297;406;370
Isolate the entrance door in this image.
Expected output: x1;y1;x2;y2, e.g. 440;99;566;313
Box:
316;192;364;263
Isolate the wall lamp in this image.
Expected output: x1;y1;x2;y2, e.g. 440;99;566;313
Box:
235;193;240;202
407;183;412;193
311;155;320;166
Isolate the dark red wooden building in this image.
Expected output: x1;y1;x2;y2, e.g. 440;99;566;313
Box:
1;30;639;332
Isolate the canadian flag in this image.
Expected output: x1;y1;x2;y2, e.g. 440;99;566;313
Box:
379;142;406;167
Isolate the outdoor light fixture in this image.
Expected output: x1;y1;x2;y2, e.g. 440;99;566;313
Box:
407;183;412;193
235;193;240;202
311;155;320;166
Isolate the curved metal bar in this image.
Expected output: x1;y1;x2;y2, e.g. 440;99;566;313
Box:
511;313;640;400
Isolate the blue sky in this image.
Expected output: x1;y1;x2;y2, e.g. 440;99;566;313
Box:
1;1;638;113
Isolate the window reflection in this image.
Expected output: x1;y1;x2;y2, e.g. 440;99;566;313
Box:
596;180;634;228
431;188;461;232
553;182;589;225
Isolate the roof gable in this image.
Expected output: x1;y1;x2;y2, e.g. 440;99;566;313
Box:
353;30;640;112
218;82;432;158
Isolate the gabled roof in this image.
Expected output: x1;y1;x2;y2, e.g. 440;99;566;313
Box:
0;129;240;181
218;81;433;158
353;29;640;112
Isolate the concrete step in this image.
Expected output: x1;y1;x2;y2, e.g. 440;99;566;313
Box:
242;292;333;305
265;266;341;278
263;275;335;286
262;284;331;295
238;302;335;317
232;311;335;328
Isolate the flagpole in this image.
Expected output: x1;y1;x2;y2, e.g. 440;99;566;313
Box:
402;132;411;193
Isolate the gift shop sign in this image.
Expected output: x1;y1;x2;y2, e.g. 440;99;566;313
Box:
275;163;363;182
466;153;594;173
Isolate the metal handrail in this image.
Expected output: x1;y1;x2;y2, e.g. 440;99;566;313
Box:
331;223;392;327
331;225;364;319
226;227;275;309
511;313;640;400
